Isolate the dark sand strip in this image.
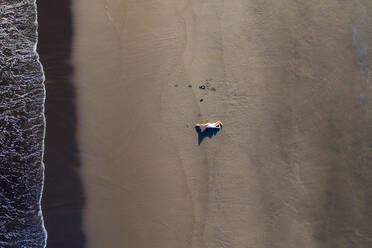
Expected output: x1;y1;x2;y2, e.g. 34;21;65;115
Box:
37;0;85;247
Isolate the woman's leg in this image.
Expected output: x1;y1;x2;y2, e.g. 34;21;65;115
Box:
196;123;208;127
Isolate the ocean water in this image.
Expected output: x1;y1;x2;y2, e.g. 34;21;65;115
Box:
0;1;46;247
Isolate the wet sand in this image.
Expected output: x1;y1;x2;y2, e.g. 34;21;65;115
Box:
70;0;372;247
38;0;85;247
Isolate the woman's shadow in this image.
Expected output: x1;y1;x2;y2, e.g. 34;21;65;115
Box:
195;126;221;145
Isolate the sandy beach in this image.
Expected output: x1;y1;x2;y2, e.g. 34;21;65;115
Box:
42;0;372;247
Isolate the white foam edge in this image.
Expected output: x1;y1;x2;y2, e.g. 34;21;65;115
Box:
33;0;48;246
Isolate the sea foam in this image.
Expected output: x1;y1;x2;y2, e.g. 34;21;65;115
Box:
0;0;47;247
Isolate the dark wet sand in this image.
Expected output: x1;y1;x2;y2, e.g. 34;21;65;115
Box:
43;0;372;247
38;0;85;247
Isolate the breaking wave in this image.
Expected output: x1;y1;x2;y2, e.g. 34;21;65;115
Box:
0;0;47;247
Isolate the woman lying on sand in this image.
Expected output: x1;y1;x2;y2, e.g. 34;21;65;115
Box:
195;121;223;129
